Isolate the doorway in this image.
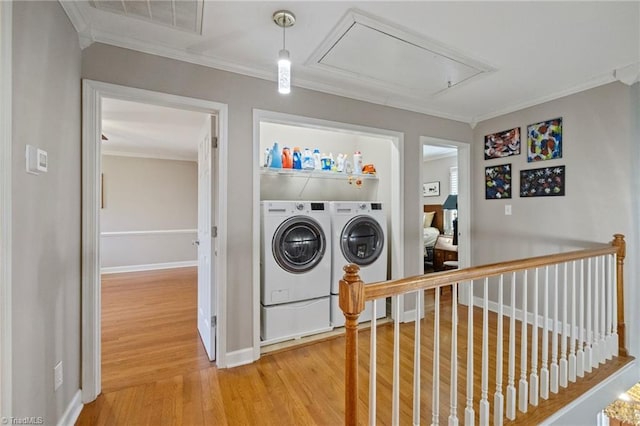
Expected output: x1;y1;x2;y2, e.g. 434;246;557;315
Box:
420;136;470;294
81;80;229;403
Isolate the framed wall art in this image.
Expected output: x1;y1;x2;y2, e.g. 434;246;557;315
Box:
485;164;512;199
520;165;566;197
484;127;520;159
527;117;562;162
423;181;440;197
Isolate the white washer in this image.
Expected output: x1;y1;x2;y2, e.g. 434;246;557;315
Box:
329;201;387;327
261;201;331;343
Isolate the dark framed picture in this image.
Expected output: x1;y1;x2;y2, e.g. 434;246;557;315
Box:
485;164;512;199
423;181;440;197
484;127;520;159
520;165;566;197
527;117;562;162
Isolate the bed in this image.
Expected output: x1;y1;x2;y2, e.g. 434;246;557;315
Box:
423;204;444;262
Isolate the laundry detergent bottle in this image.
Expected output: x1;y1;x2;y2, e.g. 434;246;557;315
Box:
292;147;302;169
270;142;282;168
302;148;314;170
281;147;293;168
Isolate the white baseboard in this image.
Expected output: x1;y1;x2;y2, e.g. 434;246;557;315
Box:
101;260;197;274
57;390;82;426
225;347;255;369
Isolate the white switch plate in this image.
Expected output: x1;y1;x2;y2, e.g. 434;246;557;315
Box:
25;145;48;175
54;361;63;391
505;205;512;215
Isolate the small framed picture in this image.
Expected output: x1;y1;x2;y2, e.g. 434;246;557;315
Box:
423;181;440;197
484;127;520;159
485;164;512;199
527;117;563;162
520;165;566;197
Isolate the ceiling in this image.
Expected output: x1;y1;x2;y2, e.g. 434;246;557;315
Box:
62;1;640;125
101;98;208;160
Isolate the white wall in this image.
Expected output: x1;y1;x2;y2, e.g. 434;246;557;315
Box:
81;42;473;353
11;1;81;422
100;155;197;270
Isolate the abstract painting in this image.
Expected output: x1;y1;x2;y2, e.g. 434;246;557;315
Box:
484;127;520;159
520;165;566;197
485;164;512;199
527;117;562;162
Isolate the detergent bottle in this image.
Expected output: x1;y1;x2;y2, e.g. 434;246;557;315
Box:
281;147;293;168
269;142;282;168
302;148;314;170
353;151;363;174
292;147;302;169
313;149;321;170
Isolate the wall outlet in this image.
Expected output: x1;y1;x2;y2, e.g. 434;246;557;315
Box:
54;361;63;391
505;204;512;215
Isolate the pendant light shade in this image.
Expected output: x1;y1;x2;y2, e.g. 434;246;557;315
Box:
273;10;295;95
278;49;291;94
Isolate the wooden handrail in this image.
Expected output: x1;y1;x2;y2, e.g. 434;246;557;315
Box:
363;244;618;301
340;234;627;425
339;264;365;426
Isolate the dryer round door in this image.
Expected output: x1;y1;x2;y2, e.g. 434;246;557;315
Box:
272;216;327;273
340;215;385;266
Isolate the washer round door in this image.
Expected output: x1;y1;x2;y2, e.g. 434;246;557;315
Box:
340;215;385;266
272;216;327;273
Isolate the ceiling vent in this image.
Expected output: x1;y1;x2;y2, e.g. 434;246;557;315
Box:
90;0;204;34
306;9;495;97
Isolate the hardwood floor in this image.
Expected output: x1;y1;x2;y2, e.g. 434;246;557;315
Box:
77;272;633;425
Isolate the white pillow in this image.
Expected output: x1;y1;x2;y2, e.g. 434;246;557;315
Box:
423;211;435;228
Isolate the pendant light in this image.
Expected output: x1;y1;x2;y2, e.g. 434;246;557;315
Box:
273;10;295;95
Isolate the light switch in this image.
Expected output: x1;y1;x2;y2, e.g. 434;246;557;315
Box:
505;204;512;215
25;145;48;175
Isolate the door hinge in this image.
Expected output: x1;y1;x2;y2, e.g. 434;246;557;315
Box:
212;136;218;148
212;226;218;238
211;315;217;327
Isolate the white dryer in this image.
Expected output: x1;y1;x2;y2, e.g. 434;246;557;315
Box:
329;201;387;327
261;201;331;343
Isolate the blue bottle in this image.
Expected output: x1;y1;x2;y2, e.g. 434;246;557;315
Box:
269;142;282;168
292;147;302;170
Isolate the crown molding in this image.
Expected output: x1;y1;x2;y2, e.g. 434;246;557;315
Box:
102;149;196;162
58;1;95;49
614;62;640;86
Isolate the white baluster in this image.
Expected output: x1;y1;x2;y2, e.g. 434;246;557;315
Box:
393;295;400;426
506;272;517;420
551;264;559;394
599;256;606;364
592;257;600;368
530;268;539;407
605;255;613;360
480;278;490;426
560;262;569;388
431;289;440;426
518;270;529;414
465;280;475;424
608;254;616;358
576;259;585;378
494;275;504;426
412;290;420;426
449;283;459;426
612;254;619;357
540;267;550;400
585;258;593;373
568;260;577;383
370;297;377;426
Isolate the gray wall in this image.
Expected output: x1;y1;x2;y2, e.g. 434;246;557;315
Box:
12;1;81;422
472;82;639;359
82;43;473;352
422;154;457;205
100;155;197;269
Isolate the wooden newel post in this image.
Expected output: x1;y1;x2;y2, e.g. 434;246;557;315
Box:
612;234;627;356
339;263;365;426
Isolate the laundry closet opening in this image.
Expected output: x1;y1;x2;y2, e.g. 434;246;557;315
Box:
252;110;404;356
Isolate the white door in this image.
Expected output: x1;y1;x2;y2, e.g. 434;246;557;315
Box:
197;116;216;361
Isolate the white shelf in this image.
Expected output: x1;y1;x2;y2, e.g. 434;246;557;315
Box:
260;167;378;181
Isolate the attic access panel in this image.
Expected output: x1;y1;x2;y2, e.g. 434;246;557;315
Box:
90;0;204;34
308;10;494;96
